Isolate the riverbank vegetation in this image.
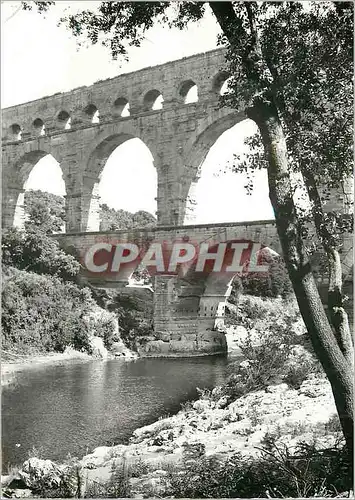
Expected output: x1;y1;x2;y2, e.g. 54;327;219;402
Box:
1;190;154;360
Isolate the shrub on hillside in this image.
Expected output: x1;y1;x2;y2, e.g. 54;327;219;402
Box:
2;267;95;353
222;296;320;399
2;228;79;280
234;253;294;299
225;294;301;334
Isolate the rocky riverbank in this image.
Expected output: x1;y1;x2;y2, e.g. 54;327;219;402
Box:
79;375;342;497
2;374;344;498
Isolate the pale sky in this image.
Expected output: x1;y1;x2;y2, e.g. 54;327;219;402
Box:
2;1;275;224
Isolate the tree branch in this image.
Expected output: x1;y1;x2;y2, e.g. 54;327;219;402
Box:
208;1;244;42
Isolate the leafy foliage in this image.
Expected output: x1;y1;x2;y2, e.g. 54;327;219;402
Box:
21;1;54;12
24;190;66;234
2;266;94;353
59;3;206;60
85;457;131;498
100;203;156;231
91;287;154;351
223;3;353;235
166;439;352;498
84;309;119;350
229;251;293;303
3;190;78;280
2;227;80;281
223;295;321;400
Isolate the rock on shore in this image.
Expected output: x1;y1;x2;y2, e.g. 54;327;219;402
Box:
79;375;340;496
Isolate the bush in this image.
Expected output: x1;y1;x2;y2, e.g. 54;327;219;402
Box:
100;203;156;231
84;310;119;349
222;295;320;400
167;439;352;498
2;266;94;354
2;227;80;280
85;457;131;498
129;457;150;478
24;190;66;234
283;356;320;389
91;288;154;351
231;253;294;299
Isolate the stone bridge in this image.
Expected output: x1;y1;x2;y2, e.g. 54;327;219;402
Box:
2;48;353;356
55;220;353;357
2;48;238;230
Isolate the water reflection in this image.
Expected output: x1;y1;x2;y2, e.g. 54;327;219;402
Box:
2;355;233;472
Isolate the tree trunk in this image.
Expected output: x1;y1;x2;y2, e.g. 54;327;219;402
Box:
302;170;354;368
209;0;353;459
246;98;354;455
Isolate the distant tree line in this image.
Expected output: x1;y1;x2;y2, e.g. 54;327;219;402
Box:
100;203;156;230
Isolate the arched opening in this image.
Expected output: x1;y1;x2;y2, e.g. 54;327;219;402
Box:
113;97;130;117
11;151;66;232
33;118;45;136
85;134;157;232
10;123;22;141
184;118;274;225
84;103;100;124
143;89;164;111
212;71;231;95
57;110;71;130
179;80;198;104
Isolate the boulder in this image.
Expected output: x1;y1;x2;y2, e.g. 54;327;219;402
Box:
19;458;62;490
192;399;214;412
81;446;115;469
265;383;289;394
89;336;108;359
216;396;229;409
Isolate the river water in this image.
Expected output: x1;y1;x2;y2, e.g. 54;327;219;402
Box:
2;355;233;473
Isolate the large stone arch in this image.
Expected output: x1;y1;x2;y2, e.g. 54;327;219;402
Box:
178;233;280;324
81;129;157;232
181;110;246;224
2;149;65;229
